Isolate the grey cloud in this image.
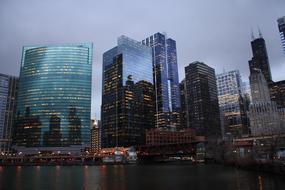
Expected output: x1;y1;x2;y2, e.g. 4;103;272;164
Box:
0;0;284;119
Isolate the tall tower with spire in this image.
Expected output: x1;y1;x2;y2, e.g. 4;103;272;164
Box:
248;29;272;83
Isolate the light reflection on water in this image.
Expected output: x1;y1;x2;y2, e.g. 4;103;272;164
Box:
258;176;263;190
0;164;284;190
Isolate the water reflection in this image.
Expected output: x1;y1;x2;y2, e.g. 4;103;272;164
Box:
0;164;284;190
0;166;3;189
15;166;22;190
235;169;241;190
83;165;89;190
33;166;40;190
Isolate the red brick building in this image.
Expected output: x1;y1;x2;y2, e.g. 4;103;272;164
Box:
146;128;199;146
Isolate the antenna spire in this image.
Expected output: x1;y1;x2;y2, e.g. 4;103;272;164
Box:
251;28;255;40
258;26;263;38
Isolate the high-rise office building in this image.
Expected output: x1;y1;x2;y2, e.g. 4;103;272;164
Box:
277;16;285;55
249;69;284;136
166;38;181;112
142;33;181;128
90;119;100;154
216;70;249;138
248;31;272;83
184;62;221;138
101;36;155;148
0;73;18;154
14;44;93;154
249;28;285;110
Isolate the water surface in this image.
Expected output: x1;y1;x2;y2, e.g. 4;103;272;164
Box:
0;164;284;190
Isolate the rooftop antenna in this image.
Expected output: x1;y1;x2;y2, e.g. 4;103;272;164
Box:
251;27;255;40
223;67;226;73
258;26;263;38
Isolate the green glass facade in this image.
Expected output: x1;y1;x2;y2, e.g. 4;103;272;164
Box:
14;44;93;154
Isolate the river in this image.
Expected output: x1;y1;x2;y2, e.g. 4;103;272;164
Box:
0;164;284;190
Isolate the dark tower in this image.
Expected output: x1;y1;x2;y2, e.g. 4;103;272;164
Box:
184;62;221;138
179;79;188;129
248;30;272;83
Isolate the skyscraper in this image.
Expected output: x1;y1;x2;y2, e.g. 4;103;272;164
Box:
277;16;285;55
14;44;93;154
249;69;284;136
0;73;18;154
184;62;221;138
90;119;100;154
249;28;285;110
248;31;272;83
101;36;154;148
216;70;249;138
179;79;188;129
166;38;181;112
142;33;181;128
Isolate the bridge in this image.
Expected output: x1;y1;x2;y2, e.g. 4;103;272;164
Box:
0;140;206;165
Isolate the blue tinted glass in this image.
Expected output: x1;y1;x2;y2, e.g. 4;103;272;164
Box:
16;44;93;153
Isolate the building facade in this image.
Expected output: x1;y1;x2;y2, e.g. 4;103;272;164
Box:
249;69;284;136
142;33;181;128
179;79;188;129
277;16;285;55
241;81;252;103
14;44;93;154
248;32;272;83
0;73;18;154
145;128;196;146
184;62;221;138
216;70;249;138
90;119;100;154
101;36;155;148
269;80;285;109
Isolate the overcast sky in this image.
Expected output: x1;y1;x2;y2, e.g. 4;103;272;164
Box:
0;0;284;119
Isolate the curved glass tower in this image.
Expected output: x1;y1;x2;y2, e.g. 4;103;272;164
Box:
14;44;93;154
